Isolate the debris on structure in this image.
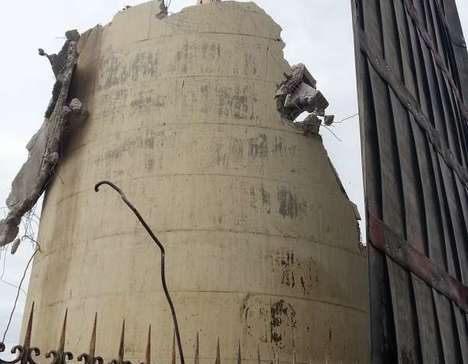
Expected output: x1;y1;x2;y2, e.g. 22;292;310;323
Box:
38;30;79;117
10;238;21;255
156;0;168;19
302;113;322;136
0;30;88;248
276;63;335;136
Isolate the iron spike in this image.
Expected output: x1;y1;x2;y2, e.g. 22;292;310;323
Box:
194;333;199;364
292;352;296;364
145;325;151;364
109;320;130;364
46;308;73;364
214;338;220;364
236;342;241;364
77;313;103;364
118;321;126;362
257;346;261;364
23;302;35;349
90;313;98;357
59;310;68;352
18;302;41;364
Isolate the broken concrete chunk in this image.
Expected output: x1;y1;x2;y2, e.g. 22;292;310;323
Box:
284;84;329;121
323;115;335;125
302;113;322;136
10;238;21;255
0;31;88;247
65;30;80;41
69;98;82;110
276;63;334;136
6;122;48;210
0;217;20;248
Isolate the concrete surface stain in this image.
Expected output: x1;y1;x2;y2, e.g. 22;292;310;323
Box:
270;300;296;347
248;134;268;159
278;186;310;219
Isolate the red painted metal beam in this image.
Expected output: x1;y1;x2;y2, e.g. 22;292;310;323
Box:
369;215;468;313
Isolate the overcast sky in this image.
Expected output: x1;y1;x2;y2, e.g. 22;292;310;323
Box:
0;0;466;348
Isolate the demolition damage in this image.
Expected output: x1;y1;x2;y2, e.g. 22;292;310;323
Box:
0;31;88;247
275;63;334;136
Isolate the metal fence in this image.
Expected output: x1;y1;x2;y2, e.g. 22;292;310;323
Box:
0;303;299;364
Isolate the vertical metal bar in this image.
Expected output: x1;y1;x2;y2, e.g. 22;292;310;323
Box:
95;181;185;364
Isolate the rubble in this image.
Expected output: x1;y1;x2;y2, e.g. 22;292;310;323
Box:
276;63;334;136
0;30;88;247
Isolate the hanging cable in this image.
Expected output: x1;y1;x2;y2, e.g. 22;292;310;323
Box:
323;125;343;142
1;246;38;343
0;278;27;295
334;112;359;124
0;248;7;280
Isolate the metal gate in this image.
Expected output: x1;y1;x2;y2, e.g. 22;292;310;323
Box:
352;0;468;362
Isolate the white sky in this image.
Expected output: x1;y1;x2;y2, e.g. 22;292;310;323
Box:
0;0;466;348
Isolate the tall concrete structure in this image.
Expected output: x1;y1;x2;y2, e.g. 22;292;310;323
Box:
22;1;369;363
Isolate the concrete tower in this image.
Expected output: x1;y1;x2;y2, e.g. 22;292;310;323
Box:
23;1;369;363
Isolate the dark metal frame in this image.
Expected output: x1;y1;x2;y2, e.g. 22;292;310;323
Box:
352;0;468;362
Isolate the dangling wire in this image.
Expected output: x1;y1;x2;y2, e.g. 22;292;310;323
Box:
0;247;7;280
334;112;359;124
0;202;42;343
0;278;27;295
1;246;39;343
322;125;343;142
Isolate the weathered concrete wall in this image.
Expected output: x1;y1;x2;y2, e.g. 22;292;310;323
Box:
23;2;369;363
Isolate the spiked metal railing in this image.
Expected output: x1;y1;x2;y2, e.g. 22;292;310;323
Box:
141;326;151;364
0;303;40;364
0;303;305;364
109;321;131;364
77;314;103;364
46;310;73;364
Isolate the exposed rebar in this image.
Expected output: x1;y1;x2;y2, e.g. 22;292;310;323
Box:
94;181;185;364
